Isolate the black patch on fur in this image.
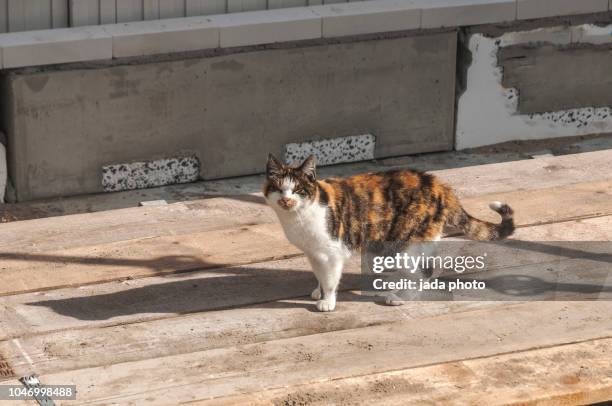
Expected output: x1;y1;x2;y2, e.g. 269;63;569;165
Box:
317;184;329;206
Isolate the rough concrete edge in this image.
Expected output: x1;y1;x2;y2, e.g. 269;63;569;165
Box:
456;23;612;149
0;131;5;203
0;73;15;203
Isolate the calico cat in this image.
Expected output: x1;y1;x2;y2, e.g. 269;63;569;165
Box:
263;154;514;312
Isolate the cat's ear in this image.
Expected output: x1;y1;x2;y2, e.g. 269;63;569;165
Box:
266;153;284;178
299;154;316;181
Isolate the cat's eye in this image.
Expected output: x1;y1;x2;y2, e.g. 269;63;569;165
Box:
268;184;280;192
294;187;307;195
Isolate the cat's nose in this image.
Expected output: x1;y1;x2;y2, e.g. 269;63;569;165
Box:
278;197;296;209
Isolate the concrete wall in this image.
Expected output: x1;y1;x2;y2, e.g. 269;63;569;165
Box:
456;23;612;149
499;43;612;114
3;32;457;201
3;2;611;202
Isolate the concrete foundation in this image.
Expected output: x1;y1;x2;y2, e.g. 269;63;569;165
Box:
2;32;456;201
500;43;612;114
456;23;612;150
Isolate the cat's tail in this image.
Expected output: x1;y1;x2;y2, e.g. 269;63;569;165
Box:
450;201;515;241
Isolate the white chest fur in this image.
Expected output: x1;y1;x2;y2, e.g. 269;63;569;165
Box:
275;202;347;260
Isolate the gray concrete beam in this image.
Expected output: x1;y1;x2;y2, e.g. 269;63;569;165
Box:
3;32;456;201
500;43;612;114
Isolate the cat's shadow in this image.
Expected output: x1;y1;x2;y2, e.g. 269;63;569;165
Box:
24;260;368;320
19;239;612;320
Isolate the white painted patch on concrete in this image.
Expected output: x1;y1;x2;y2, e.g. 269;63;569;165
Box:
457;24;612;149
0;142;6;203
284;134;376;166
102;155;199;192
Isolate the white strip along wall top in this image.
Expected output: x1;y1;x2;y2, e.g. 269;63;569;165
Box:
2;0;612;69
456;24;612;149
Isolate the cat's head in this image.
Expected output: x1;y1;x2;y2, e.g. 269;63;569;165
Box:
263;153;317;212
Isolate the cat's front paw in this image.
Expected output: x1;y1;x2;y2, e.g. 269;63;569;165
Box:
316;299;336;312
311;287;321;300
384;293;405;306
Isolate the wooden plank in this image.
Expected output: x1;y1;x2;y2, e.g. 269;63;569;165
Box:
0;222;301;296
268;0;307;9
3;149;612;253
0;196;276;253
142;0;159;20
98;0;115;23
51;0;69;27
433;149;612;199
227;0;267;13
0;0;8;33
0;291;499;376
159;0;185;18
186;0;226;16
116;0;143;23
1;181;611;296
23;0;52;30
0;177;609;257
0;216;610;367
68;0;99;26
0;255;316;340
7;0;25;32
1;226;608;338
212;338;612;406
35;302;612;404
460;179;612;226
4;242;610;376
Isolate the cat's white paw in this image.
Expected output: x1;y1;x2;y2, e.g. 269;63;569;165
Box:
316;299;336;312
311;287;321;300
384;293;405;306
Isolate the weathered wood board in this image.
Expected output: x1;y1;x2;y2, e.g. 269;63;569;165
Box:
37;302;612;404
0;152;610;405
0;215;610;340
3;148;612;253
212;338;612;406
1;181;611;296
